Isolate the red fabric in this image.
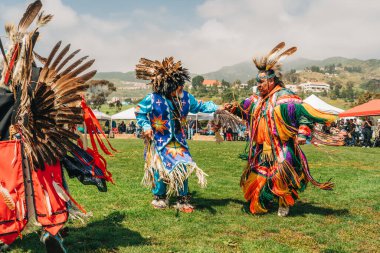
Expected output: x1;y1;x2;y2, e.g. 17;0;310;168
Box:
4;44;19;85
339;99;380;117
31;162;68;235
0;140;27;245
81;98;115;183
226;133;232;141
81;99;117;155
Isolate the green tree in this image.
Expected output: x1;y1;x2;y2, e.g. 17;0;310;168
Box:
221;90;234;103
360;79;380;93
86;80;117;109
356;91;374;105
325;64;335;73
233;79;241;85
115;100;122;112
334;84;342;98
191;75;204;90
345;81;355;100
310;66;321;73
247;78;256;87
221;79;231;90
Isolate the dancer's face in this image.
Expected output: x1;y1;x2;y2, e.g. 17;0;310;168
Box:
170;85;183;97
257;72;275;97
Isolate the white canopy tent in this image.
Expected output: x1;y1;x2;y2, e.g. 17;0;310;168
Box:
92;109;112;120
111;107;136;120
187;112;214;121
111;108;215;121
304;94;344;115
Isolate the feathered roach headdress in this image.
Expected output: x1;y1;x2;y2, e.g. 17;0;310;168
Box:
253;42;297;85
135;57;190;96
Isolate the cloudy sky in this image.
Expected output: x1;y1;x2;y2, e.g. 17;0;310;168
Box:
1;0;379;73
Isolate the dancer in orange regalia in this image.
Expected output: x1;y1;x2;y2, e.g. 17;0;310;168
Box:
225;42;337;216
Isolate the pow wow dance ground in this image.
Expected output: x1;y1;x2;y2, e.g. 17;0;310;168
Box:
11;139;380;253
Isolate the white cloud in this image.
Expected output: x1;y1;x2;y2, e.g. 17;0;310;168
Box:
1;0;380;74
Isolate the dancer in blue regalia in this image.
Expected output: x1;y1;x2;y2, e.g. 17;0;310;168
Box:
135;57;217;212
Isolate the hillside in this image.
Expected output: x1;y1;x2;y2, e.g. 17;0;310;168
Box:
202;57;380;82
94;71;140;83
95;57;380;84
93;57;380;101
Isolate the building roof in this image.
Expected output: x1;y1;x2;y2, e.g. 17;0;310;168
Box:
203;79;221;86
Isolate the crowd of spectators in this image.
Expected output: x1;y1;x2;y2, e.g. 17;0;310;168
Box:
185;120;248;141
108;118;379;147
322;117;380;147
113;121;138;134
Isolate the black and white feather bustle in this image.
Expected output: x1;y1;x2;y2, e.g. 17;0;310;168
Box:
212;109;245;143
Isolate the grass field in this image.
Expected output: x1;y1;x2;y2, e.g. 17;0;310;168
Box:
11;140;380;253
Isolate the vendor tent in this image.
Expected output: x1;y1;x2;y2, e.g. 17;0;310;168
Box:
111;108;136;120
92;109;111;120
339;99;380;117
304;94;344;115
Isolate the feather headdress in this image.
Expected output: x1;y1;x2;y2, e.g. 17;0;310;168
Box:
135;57;190;95
0;0;96;169
253;42;297;74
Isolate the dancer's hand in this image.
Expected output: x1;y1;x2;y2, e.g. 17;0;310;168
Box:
223;103;235;110
296;136;306;145
144;129;153;140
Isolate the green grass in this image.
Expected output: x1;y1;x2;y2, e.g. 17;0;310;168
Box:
11;140;380;253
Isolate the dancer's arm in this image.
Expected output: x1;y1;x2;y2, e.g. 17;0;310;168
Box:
135;94;153;138
275;102;337;144
224;95;258;120
188;93;218;114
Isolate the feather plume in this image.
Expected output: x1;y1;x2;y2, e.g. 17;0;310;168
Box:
273;46;297;65
56;49;80;72
59;55;89;76
36;11;53;27
44;189;52;216
52;181;70;202
53;181;87;213
16;199;25;221
5;23;15;37
266;42;285;60
253;42;297;74
44;41;61;68
50;44;70;69
18;0;42;32
0;183;15;211
77;70;97;83
33;51;47;64
68;59;95;78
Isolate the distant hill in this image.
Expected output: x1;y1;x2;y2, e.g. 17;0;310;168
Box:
94;71;198;84
202;57;380;82
94;71;140;83
94;57;380;84
93;57;380;100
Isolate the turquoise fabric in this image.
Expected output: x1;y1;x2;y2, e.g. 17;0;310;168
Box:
152;170;188;196
135;91;217;133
